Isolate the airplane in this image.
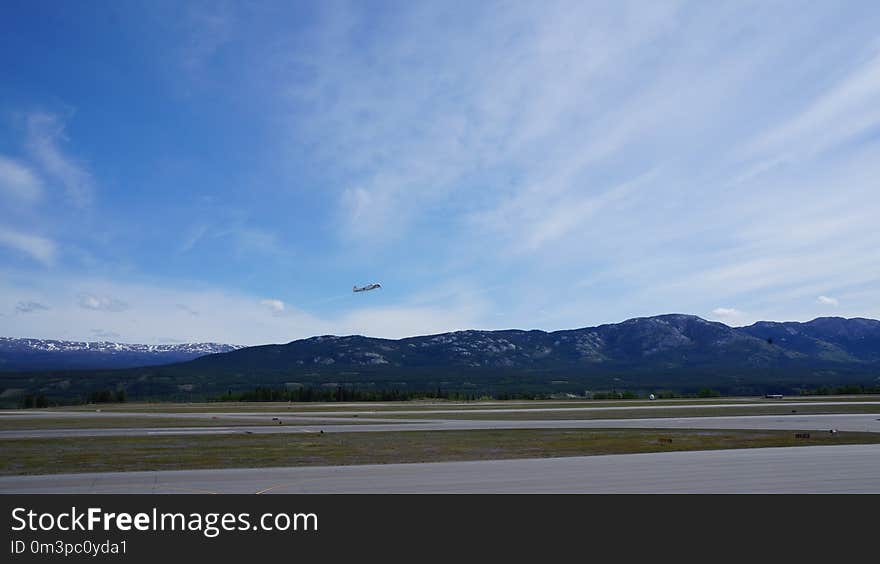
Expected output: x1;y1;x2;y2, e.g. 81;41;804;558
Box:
353;283;381;292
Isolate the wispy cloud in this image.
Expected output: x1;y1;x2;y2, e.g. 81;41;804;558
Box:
159;336;186;344
175;304;200;316
15;301;49;314
817;295;839;306
78;293;129;312
282;1;753;254
741;48;880;167
180;221;284;258
231;227;283;257
25;112;94;207
0;226;56;265
180;224;209;253
0;155;42;204
179;1;236;74
91;328;121;340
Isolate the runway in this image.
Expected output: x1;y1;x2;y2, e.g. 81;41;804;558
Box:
1;444;877;493
1;400;877;419
2;413;878;439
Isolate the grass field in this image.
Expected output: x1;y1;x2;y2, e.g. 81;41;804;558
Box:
2;427;878;476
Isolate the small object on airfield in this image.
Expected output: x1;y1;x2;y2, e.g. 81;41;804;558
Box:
829;429;838;434
319;429;324;434
649;394;656;400
272;417;279;421
245;431;253;435
353;283;381;293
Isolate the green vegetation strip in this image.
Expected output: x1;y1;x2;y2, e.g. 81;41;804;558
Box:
355;403;880;420
2;428;879;476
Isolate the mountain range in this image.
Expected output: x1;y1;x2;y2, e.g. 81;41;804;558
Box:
204;314;879;370
2;314;878;403
0;338;242;371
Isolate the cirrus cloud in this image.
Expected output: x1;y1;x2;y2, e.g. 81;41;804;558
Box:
25;112;95;208
0;226;56;266
0;155;42;204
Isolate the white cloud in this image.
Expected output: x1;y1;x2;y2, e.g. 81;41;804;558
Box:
712;308;740;317
817;295;839;306
709;307;750;325
0;226;56;265
260;299;286;313
25;112;95;207
78;293;129;312
0;155;42;204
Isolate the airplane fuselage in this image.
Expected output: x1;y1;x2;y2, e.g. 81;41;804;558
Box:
353;283;381;292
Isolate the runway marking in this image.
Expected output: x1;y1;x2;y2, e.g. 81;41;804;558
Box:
254;484;282;495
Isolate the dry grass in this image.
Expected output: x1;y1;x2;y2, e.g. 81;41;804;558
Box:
2;427;878;476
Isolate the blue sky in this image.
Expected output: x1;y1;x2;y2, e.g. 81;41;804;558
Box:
2;1;879;345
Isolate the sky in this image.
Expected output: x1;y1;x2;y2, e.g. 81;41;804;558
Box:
1;0;879;345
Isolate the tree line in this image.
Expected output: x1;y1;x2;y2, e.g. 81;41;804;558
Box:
19;388;126;408
212;386;493;402
13;382;879;408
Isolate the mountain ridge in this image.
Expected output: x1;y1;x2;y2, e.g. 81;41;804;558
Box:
2;314;878;402
170;313;879;387
4;314;879;372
